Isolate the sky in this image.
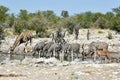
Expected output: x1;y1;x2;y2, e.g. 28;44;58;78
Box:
0;0;120;16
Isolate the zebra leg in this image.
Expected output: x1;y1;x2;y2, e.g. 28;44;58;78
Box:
93;52;97;62
71;51;74;61
60;51;64;62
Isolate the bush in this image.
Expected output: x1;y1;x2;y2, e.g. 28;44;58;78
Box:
108;17;120;33
65;22;75;34
0;25;4;44
35;25;47;37
94;17;108;29
110;25;120;33
107;32;113;39
14;25;23;34
98;30;104;34
80;21;92;28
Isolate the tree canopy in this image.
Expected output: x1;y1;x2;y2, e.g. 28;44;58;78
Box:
0;5;120;39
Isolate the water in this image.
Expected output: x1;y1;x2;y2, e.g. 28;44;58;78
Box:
0;53;26;62
0;51;119;63
0;54;7;62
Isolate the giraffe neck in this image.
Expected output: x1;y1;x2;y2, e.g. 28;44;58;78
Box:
11;35;21;51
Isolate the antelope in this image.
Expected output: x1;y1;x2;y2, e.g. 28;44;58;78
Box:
87;41;108;62
96;48;111;63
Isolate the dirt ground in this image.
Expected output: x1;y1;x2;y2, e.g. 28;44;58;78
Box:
0;57;120;80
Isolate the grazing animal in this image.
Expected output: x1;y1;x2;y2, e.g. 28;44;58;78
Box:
67;43;81;61
87;41;108;61
43;41;54;57
74;25;80;39
96;48;111;63
81;43;87;61
60;41;70;62
52;27;66;44
8;30;33;54
47;42;61;58
32;41;45;57
56;27;62;38
87;29;90;40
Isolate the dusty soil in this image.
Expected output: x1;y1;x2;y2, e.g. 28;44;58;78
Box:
0;59;120;80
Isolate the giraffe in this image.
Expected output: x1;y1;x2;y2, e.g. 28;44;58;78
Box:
8;30;33;54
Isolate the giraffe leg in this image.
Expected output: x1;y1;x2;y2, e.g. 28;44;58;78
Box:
71;51;74;61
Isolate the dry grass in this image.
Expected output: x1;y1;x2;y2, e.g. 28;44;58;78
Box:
0;73;26;77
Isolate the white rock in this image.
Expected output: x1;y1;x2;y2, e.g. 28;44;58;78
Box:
21;57;33;65
35;58;45;63
44;57;59;64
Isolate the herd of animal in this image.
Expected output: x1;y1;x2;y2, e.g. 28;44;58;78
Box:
8;29;112;63
31;41;111;63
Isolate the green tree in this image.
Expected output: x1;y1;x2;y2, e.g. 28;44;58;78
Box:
108;17;120;32
0;5;9;23
13;20;24;34
0;25;4;45
61;10;69;18
30;12;47;37
94;17;108;29
18;9;29;20
63;18;75;34
105;12;114;20
5;13;15;27
13;9;30;34
112;6;120;17
75;12;93;28
42;10;58;22
80;21;92;28
0;5;9;44
92;12;104;22
83;11;94;22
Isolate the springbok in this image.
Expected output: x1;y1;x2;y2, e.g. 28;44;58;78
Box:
96;48;111;63
87;41;108;61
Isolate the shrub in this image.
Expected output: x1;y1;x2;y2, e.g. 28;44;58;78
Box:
110;25;120;33
0;25;4;44
94;17;108;29
80;21;91;28
108;17;120;33
98;30;104;34
107;32;113;39
65;22;75;34
35;25;47;38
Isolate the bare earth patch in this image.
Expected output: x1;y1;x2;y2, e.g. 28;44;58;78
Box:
0;59;120;80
